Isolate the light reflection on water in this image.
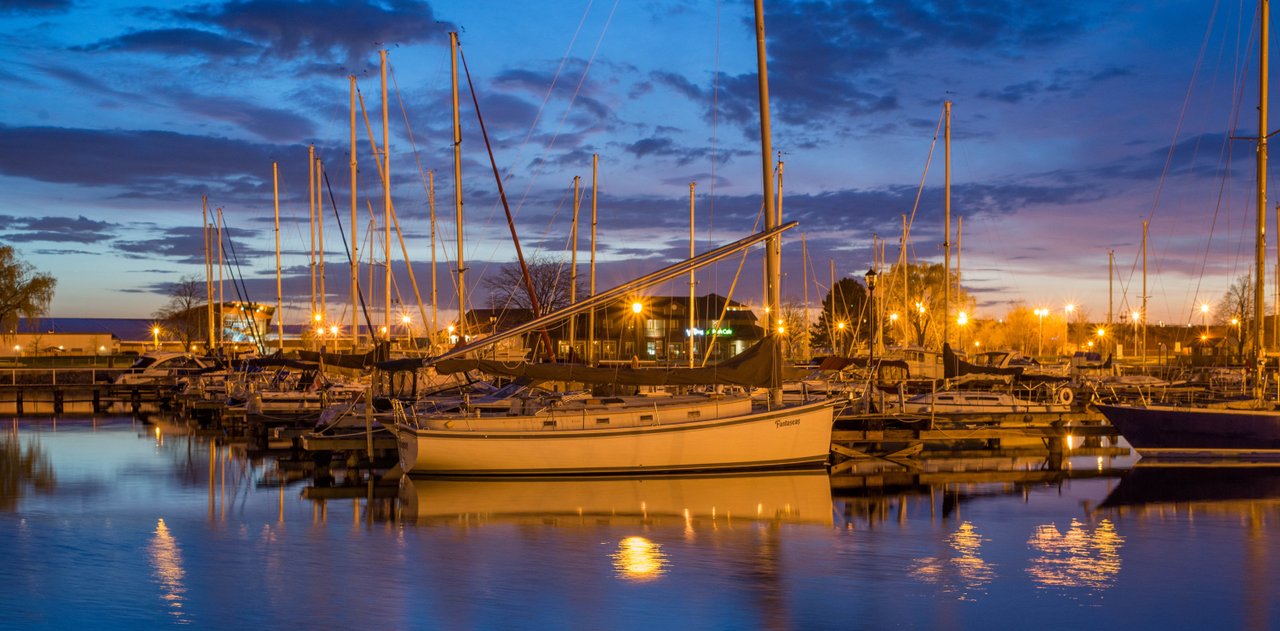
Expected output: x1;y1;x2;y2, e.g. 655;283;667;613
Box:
2;416;1280;630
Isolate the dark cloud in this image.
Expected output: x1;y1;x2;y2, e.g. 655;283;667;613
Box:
77;28;259;57
0;0;72;14
0;214;116;243
175;0;455;68
114;225;270;266
0;124;296;188
168;92;317;142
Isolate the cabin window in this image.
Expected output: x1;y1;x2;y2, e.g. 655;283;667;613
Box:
687;410;700;419
542;420;556;428
595;417;610;425
640;414;653;422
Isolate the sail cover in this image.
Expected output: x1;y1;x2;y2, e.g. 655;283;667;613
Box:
432;336;802;388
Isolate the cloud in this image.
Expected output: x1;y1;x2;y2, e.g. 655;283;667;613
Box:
168;92;317;143
0;0;72;14
76;28;259;57
0;214;117;243
174;0;455;68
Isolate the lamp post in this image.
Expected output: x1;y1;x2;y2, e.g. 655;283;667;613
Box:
152;326;161;351
1064;304;1075;347
401;314;412;347
1200;303;1210;337
865;268;878;365
1034;308;1048;357
631;300;644;360
957;310;968;350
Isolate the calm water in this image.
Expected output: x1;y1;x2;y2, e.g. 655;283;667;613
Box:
1;415;1278;630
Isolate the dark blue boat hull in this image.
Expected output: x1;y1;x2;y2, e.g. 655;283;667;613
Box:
1095;404;1280;459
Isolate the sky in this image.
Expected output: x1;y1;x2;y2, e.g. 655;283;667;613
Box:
0;0;1273;331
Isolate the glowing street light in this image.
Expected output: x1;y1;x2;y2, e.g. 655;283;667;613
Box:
1200;303;1210;336
1064;303;1075;346
152;326;162;350
1033;308;1048;357
957;310;968;348
631;301;644;315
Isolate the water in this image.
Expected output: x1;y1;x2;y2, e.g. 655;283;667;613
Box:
2;415;1278;630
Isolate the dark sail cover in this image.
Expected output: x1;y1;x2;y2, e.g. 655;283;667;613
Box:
432;337;801;389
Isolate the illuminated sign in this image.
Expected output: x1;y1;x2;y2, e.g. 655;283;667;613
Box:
685;327;733;336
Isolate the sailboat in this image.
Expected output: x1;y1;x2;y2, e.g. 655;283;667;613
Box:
1096;0;1280;460
390;3;840;476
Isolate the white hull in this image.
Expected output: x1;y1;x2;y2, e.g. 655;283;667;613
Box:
393;398;838;475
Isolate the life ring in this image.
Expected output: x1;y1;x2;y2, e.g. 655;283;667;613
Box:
1056;388;1075;406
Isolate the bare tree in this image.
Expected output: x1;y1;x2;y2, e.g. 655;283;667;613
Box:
154;276;204;350
481;254;585;313
0;246;56;337
1219;272;1254;359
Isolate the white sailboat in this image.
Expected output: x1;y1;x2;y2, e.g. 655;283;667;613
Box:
391;3;839;475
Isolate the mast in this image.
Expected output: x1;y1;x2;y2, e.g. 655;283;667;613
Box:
451;32;466;343
350;75;359;349
217;207;224;348
430;170;438;352
1257;0;1270;363
589;153;598;364
569;176;580;357
273;161;283;353
1142;220;1148;361
1108;249;1114;328
308;143;317;322
203;196;213;351
801;232;809;360
689;181;696;368
753;0;782;405
381;49;392;343
943;100;952;350
317;156;326;330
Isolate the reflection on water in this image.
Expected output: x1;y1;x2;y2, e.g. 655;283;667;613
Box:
0;433;55;510
909;521;994;600
612;536;667;582
147;518;189;624
8;417;1280;629
1026;518;1123;590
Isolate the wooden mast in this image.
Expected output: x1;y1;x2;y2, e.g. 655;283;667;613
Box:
569;176;580;356
308;143;317;323
203;196;213;351
429;170;438;352
943;100;951;350
349;75;359;349
451;32;466;344
689;181;696;368
1257;0;1270;365
217;207;224;349
317;157;325;331
588;154;598;364
753;0;782;405
381;49;392;343
273;161;282;352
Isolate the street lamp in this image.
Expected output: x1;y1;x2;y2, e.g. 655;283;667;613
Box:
152;326;161;351
1200;303;1210;336
401;314;412;345
1034;308;1048;357
1064;304;1075;347
957;310;968;349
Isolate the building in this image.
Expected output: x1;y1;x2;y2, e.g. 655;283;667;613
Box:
460;293;765;364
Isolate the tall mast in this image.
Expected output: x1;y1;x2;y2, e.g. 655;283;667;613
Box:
349;75;359;349
381;49;392;343
202;196;213;351
429;170;438;352
1257;0;1270;363
317;157;326;330
589;153;598;364
801;232;809;360
216;207;224;348
943;100;952;350
1142;220;1148;361
451;32;466;343
308;144;317;322
569;176;580;356
1108;250;1114;327
753;0;782;405
273;161;283;352
689;181;696;368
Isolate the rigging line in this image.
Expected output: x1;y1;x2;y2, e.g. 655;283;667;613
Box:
699;197;768;367
321;164;377;338
507;0;622;219
218;217;267;352
213;224;262;351
459;45;559;358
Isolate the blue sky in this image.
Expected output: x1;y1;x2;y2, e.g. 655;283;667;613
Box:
0;0;1269;328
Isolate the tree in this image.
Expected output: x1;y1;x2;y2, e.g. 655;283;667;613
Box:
877;262;973;349
1219;272;1255;359
809;278;868;355
154;276;204;350
0;246;56;336
778;301;809;361
481;254;585;313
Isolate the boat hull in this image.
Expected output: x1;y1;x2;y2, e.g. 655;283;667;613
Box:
393;399;838;475
1095;404;1280;459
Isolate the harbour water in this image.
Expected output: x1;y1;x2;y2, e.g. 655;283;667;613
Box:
2;415;1277;630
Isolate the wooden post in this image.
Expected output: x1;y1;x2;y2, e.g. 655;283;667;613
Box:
53;389;64;414
15;390;22;415
92;388;102;414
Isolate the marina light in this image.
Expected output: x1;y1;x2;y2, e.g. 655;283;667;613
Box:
889;313;899;323
329;325;339;336
957;311;968;326
401;314;411;324
631;301;643;314
1131;311;1141;323
837;321;846;330
1096;327;1106;338
1200;304;1210;314
314;326;324;336
313;313;322;322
